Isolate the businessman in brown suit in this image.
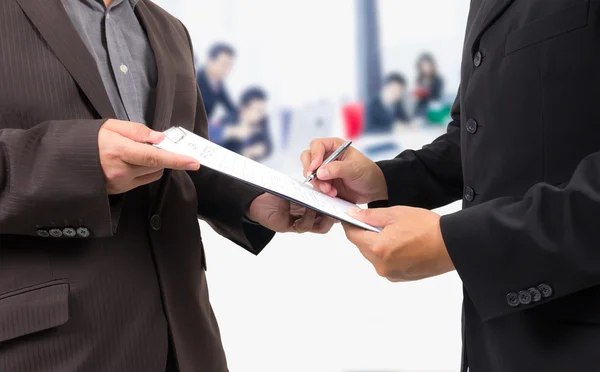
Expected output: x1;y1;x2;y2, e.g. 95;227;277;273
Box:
0;0;335;371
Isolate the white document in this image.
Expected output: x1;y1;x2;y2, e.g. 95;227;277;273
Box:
155;127;381;232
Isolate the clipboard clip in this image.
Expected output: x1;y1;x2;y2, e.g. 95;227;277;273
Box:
163;127;187;144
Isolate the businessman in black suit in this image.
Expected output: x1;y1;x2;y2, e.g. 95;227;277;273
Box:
196;43;237;119
302;1;600;371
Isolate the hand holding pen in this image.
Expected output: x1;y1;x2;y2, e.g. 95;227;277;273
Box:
300;138;389;204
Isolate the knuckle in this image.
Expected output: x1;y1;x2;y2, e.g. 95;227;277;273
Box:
106;168;127;181
145;153;160;167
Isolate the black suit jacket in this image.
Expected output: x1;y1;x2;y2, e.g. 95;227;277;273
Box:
374;1;600;371
0;1;273;371
365;97;409;134
196;68;237;119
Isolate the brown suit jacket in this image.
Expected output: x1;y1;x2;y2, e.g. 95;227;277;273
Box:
0;0;274;371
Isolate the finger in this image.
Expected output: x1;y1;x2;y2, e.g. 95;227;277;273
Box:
347;207;396;228
293;208;317;234
316;160;359;181
308;138;346;172
311;216;336;234
121;142;200;170
105;120;165;144
300;150;312;176
342;223;380;259
132;169;165;187
129;165;163;178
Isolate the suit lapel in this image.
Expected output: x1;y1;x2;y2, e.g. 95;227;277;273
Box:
15;0;116;119
135;1;175;131
469;0;516;53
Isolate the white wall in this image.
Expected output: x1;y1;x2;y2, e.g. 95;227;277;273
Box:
155;0;469;106
152;1;470;370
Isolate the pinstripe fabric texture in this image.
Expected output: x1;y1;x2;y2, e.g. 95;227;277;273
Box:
0;0;274;371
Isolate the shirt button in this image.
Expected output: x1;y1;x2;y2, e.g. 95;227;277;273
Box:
474;51;483;67
150;214;162;232
466;119;478;134
464;186;475;202
49;228;63;238
76;227;90;238
537;283;553;298
120;64;128;74
36;229;50;238
506;292;520;307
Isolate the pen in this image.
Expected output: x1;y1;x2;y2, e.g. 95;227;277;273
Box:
304;140;353;184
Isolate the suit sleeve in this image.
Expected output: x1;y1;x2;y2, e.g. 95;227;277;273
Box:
179;22;274;254
370;95;463;209
441;150;600;320
0;119;119;237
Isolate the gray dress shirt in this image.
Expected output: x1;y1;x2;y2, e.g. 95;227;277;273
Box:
62;0;158;125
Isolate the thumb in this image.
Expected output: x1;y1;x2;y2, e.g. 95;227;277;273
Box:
317;160;360;181
106;120;164;144
348;207;396;228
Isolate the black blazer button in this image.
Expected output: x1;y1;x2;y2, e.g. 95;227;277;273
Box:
518;290;532;305
464;186;475;202
76;227;90;238
506;292;520;307
537;283;553;298
527;287;542;302
466;119;478;134
474;51;483;67
36;229;50;238
63;227;77;238
49;228;63;238
150;214;162;231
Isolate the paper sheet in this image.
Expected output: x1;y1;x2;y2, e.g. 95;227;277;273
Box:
155;127;381;232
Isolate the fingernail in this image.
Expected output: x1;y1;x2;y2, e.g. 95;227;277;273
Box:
186;162;199;170
310;159;320;169
319;184;328;193
317;168;329;179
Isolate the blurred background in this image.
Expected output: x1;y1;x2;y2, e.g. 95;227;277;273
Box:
154;1;469;371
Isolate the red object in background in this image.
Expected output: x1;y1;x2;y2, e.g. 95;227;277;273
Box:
413;87;430;99
342;102;364;139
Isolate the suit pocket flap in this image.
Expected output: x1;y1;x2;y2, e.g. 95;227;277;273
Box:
0;280;69;343
505;1;589;55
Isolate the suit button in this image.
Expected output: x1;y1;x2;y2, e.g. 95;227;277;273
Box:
464;186;475;202
49;228;63;238
474;51;483;67
36;229;50;238
518;290;532;305
537;283;553;298
76;227;90;238
466;119;478;134
150;214;162;231
527;287;542;302
63;227;77;238
506;292;519;307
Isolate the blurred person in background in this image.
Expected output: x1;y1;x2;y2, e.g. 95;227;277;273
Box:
364;73;410;134
413;53;444;118
302;1;600;371
196;43;237;119
0;1;336;371
213;87;273;162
